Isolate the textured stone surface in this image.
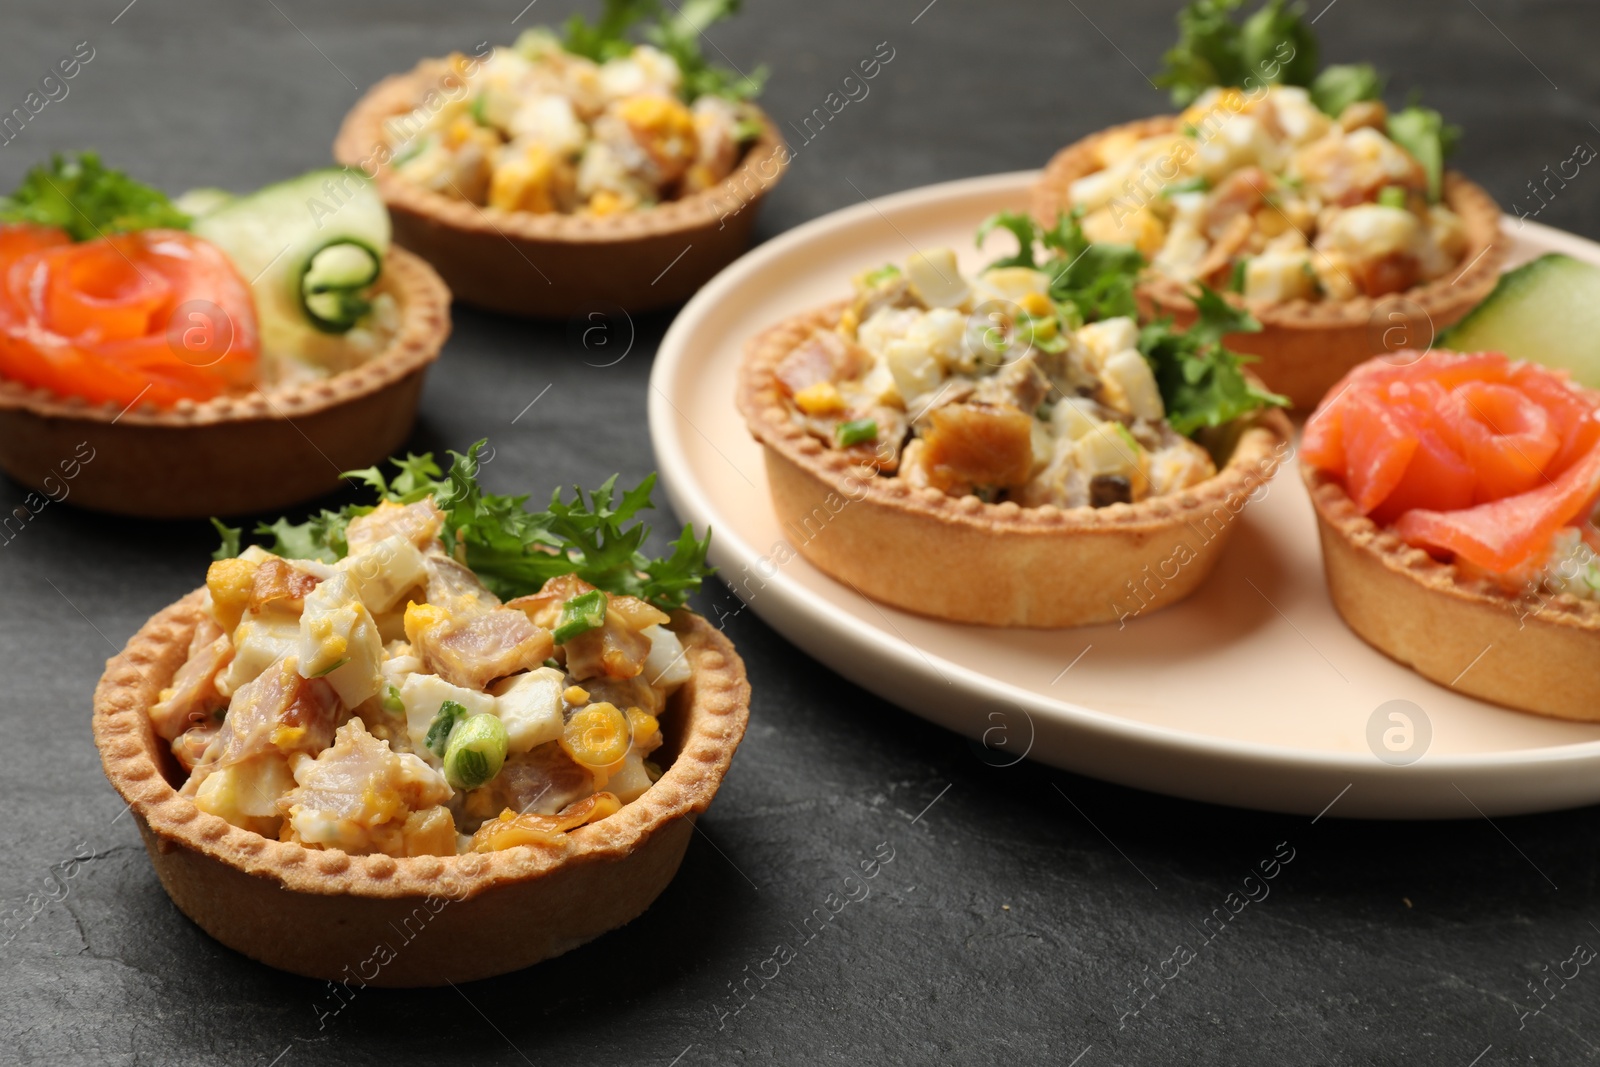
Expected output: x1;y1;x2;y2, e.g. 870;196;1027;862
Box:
3;1;1599;1063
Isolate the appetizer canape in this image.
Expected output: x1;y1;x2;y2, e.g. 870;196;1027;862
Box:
736;213;1292;627
1302;350;1600;718
334;0;786;317
0;153;450;518
1031;0;1501;408
93;444;748;984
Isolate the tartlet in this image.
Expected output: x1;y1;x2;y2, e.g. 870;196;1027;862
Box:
1032;114;1503;409
0;247;449;519
1300;349;1600;718
738;303;1292;628
94;590;748;985
334;58;787;318
1305;471;1600;719
92;451;745;984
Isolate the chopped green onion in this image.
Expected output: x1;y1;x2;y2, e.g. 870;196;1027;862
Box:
381;684;405;715
309;658;348;679
1161;176;1210;197
1377;186;1408;209
837;418;879;447
442;713;509;791
553;589;608;644
1229;259;1249;294
543;657;562;670
734;117;765;142
1113;423;1143;455
425;700;469;759
860;264;902;287
470;92;491;127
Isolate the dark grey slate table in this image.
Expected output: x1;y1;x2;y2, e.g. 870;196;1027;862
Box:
4;1;1599;1063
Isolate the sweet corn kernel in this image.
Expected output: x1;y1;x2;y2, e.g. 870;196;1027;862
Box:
793;380;846;416
1018;292;1054;317
564;685;590;705
586;189;627;216
838;307;861;338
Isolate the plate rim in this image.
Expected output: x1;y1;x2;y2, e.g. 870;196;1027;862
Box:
648;169;1600;811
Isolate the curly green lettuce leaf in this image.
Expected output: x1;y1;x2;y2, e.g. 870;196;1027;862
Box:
0;152;189;242
1387;104;1460;202
561;0;763;101
976;211;1143;324
1309;62;1384;117
1159;0;1317;104
1137;286;1287;435
212;442;713;611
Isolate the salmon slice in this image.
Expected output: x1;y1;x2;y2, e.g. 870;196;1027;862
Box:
1395;442;1600;573
1305;349;1600;576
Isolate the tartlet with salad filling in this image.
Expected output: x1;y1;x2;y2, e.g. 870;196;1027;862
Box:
1031;0;1501;408
334;0;786;317
1302;348;1600;718
93;444;748;985
736;212;1292;627
0;153;450;518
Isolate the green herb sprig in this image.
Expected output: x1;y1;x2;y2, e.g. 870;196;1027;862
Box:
0;152;189;242
560;0;766;101
212;441;713;611
1136;287;1288;435
976;210;1143;325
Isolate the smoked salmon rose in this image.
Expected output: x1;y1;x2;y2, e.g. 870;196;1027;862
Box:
1302;350;1600;576
0;224;259;407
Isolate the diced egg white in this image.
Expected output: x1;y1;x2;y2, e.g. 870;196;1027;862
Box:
905;249;971;309
342;535;427;614
489;667;566;753
216;610;300;698
641;624;692;690
297;572;384;708
1244;250;1317;303
400;673;496;756
1100;349;1165;421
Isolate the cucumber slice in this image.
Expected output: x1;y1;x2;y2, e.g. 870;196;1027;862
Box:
300;239;382;333
1439;253;1600;389
192;168;390;347
173;187;236;219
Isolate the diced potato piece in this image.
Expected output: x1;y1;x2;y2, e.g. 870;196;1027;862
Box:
216;610;299;698
490;667;566;754
1051;397;1103;441
1244;250;1318;303
1324;204;1421;261
193;754;296;835
342;535;427;614
604;749;655;803
1100;349;1165;421
884;339;944;401
1270;86;1332;146
975;266;1052;308
1073;317;1140;371
1076;422;1145;478
905;249;970;309
400;672;496;757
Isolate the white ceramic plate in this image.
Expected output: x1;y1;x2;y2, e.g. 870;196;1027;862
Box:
648;170;1600;819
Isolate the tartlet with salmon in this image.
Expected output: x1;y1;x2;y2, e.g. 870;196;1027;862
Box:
0;153;450;518
334;0;786;317
93;445;749;984
737;212;1292;627
1302;350;1600;718
1031;0;1501;408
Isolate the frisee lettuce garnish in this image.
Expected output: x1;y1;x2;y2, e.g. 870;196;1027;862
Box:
976;210;1143;325
212;441;713;611
560;0;766;101
1136;288;1288;436
973;211;1285;437
1155;1;1459;201
0;152;190;242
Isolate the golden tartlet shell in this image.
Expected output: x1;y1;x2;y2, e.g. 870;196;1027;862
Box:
737;304;1294;628
0;247;451;520
333;59;789;318
93;589;751;986
1032;116;1504;410
1304;467;1600;719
